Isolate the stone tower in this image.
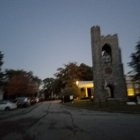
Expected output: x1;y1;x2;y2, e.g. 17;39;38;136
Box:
91;26;127;102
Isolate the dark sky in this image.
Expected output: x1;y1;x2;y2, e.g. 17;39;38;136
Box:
0;0;140;80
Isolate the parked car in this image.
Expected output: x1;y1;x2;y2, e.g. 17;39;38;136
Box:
30;97;39;104
35;97;39;103
15;97;30;107
30;97;36;105
0;100;17;111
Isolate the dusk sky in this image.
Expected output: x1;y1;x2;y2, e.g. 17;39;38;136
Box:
0;0;140;80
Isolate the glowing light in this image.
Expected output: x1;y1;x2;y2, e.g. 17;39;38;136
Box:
127;88;135;96
76;81;79;86
91;96;94;99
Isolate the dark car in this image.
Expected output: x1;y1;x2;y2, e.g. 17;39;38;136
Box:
15;97;30;107
30;97;36;105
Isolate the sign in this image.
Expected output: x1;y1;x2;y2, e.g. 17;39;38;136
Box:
70;95;73;100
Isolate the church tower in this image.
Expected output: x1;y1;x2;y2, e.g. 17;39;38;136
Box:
91;26;127;102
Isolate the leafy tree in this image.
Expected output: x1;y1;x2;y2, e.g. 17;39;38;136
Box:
8;74;29;97
128;39;140;81
54;62;80;89
43;77;54;98
51;78;63;95
3;69;41;98
78;63;93;81
4;69;26;82
61;86;80;98
0;51;4;85
33;76;42;95
0;51;4;71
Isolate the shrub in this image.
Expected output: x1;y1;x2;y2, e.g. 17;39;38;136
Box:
62;86;80;98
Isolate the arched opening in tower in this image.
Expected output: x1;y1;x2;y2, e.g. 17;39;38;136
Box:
102;44;112;63
107;85;114;98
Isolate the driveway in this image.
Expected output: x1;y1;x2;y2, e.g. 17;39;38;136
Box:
0;100;140;140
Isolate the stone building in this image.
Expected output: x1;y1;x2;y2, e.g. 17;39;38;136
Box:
91;26;127;102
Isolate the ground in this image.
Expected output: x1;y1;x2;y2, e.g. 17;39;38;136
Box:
0;100;140;140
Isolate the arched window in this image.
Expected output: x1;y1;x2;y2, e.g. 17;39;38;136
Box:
102;44;112;64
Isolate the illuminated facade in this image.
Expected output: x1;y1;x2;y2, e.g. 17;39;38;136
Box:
125;75;140;97
76;75;139;98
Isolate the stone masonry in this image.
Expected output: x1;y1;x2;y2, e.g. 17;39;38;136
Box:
91;26;127;102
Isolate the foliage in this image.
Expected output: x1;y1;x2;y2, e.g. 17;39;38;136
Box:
61;86;80;98
8;74;31;96
78;63;93;80
54;62;80;88
0;51;4;71
51;78;63;95
0;51;4;85
128;39;140;81
43;77;54;98
3;69;42;98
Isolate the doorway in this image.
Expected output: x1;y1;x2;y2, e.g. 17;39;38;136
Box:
107;85;114;98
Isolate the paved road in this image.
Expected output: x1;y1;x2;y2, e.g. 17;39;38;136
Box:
0;100;140;140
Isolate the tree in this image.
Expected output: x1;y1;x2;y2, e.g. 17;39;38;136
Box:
78;63;93;81
27;72;42;96
128;39;140;81
43;77;54;98
61;86;80;98
8;74;29;97
0;51;4;71
0;51;4;102
3;69;41;98
54;62;80;89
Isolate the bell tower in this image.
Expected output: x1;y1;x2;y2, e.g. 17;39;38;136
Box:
91;26;127;102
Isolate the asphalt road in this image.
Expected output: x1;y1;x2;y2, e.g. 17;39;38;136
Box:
0;100;140;140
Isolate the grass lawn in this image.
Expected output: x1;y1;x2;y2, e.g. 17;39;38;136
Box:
64;99;140;113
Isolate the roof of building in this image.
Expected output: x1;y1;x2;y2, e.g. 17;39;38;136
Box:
77;81;93;88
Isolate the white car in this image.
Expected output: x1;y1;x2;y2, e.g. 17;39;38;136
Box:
0;100;17;111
